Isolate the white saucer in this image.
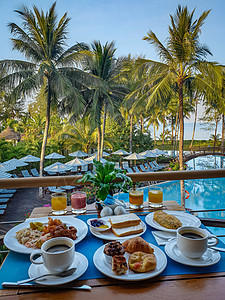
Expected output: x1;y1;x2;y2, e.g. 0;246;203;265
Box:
28;252;88;285
165;239;221;267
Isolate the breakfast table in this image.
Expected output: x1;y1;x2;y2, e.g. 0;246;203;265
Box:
1;200;225;300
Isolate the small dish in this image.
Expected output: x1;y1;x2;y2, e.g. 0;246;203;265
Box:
87;218;111;232
103;241;125;265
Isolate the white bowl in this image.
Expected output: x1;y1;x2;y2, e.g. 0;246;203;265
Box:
87;218;111;232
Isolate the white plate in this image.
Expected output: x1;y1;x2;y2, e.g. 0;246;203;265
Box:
165;239;221;267
90;217;146;241
28;252;88;285
4;216;88;254
145;211;201;233
93;242;167;281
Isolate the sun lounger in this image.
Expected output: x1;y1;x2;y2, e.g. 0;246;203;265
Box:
125;167;134;173
139;164;148;172
21;170;32;177
0;194;13;198
12;173;18;178
0;204;7;210
47;186;65;193
122;162;129;169
47;171;57;175
144;163;155;172
149;162;159;171
133;166;141;173
152;160;165;169
0;210;5;215
0;189;16;194
31;168;40;177
0;198;10;204
115;162;120;169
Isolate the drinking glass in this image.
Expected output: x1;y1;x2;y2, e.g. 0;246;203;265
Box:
71;191;87;214
148;186;163;208
129;188;143;209
51;192;67;215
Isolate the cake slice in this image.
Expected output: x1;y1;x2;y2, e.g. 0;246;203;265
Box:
112;255;128;275
109;213;141;229
111;224;143;237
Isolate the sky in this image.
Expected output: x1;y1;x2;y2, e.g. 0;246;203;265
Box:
0;0;225;139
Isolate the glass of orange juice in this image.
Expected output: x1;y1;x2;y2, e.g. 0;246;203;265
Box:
148;186;163;208
51;192;67;215
129;188;143;209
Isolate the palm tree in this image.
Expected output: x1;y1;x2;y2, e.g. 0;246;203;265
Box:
129;5;219;206
80;41;127;160
0;2;89;183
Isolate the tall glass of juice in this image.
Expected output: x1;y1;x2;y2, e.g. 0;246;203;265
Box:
148;186;163;208
71;191;87;214
129;188;143;209
51;192;67;215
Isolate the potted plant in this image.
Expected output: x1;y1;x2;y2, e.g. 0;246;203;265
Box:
77;159;132;206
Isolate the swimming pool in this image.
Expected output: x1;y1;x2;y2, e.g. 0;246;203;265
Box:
118;155;225;239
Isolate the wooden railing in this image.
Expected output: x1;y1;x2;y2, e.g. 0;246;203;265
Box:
0;169;225;189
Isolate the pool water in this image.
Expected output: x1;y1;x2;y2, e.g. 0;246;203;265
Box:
118;155;225;240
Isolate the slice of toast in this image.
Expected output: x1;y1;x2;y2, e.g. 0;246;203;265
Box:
111;224;143;237
109;213;141;229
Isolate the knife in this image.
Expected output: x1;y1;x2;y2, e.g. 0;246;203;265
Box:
2;282;91;290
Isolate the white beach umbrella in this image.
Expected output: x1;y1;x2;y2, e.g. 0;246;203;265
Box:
45;152;65;159
65;158;87;167
3;158;28;168
93;151;110;157
139;150;158;158
84;155;107;164
0;171;12;178
20;154;40;163
0;163;16;172
152;148;167;156
44;162;71;172
112;149;130;155
69;150;88;158
124;153;145;160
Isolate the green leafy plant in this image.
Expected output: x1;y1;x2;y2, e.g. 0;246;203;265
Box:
77;159;132;201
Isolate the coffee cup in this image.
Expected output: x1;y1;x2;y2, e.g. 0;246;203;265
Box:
177;226;219;259
30;237;75;273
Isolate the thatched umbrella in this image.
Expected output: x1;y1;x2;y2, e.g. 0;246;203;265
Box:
0;126;21;142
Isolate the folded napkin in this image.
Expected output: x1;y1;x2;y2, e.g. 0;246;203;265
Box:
152;231;177;246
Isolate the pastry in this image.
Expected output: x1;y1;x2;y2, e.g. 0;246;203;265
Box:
104;241;125;256
122;237;154;254
153;211;182;229
112;255;128;275
111;224;143;237
128;251;156;272
109;213;141;229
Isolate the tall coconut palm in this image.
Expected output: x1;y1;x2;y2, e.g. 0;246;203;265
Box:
129;5;220;206
81;41;127;160
0;2;89;184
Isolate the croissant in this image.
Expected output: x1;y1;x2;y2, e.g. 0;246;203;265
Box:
122;237;154;254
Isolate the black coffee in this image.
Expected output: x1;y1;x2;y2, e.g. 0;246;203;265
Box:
46;244;70;253
181;232;204;239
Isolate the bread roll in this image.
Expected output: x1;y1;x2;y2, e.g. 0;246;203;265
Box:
122;237;154;254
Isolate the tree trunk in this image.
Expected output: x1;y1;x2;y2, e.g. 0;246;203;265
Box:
39;80;51;196
190;100;198;148
162;113;165;151
178;79;185;207
97;124;101;161
129;114;133;153
221;114;225;153
213;119;218;150
173;109;179;153
100;105;107;157
140;114;144;133
171;116;174;146
153;124;156;147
